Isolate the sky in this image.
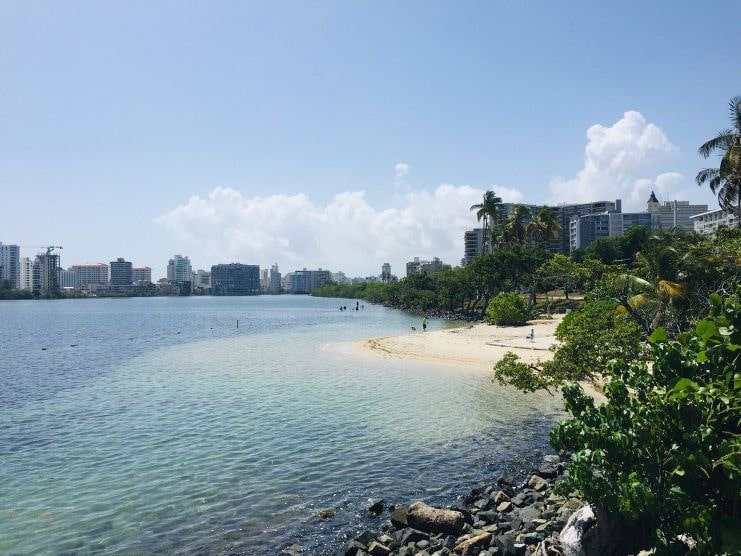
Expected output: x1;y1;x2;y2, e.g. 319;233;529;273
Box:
2;1;739;279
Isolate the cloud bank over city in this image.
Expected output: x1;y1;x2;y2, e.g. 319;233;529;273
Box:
157;110;713;277
156;177;524;276
549;111;699;210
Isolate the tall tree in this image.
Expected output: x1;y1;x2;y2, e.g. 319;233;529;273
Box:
470;191;503;253
696;95;741;226
526;206;562;244
502;204;531;245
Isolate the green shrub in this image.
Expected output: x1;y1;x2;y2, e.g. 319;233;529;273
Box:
486;292;530;326
551;293;741;553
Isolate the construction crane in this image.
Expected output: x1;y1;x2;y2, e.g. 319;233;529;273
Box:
20;245;63;256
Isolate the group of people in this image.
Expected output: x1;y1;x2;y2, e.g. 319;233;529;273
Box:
339;301;364;311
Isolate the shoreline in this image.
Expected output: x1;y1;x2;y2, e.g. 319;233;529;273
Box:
354;317;564;373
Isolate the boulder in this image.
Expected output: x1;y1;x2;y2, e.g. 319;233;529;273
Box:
368;499;385;515
496;501;513;513
527;475;549;492
453;531;492;554
558;504;623;556
390;507;408;529
367;541;391;556
407;501;467;535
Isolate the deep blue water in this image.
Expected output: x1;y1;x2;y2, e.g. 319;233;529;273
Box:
0;296;564;554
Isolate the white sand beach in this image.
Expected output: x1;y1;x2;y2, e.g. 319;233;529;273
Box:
354;316;563;373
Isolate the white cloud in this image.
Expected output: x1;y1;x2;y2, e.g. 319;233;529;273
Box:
156;182;523;276
549;111;686;210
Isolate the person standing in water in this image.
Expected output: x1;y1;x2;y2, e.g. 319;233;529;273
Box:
422;316;428;331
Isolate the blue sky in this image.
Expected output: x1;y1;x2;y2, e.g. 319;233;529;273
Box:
2;1;739;278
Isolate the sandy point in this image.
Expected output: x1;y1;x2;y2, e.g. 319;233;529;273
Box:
354;316;564;373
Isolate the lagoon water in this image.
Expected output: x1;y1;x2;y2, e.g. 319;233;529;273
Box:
0;296;564;554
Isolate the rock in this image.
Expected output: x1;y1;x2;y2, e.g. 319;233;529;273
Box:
497;473;514;487
474;498;492;510
537;465;558;479
476;510;498;524
492;491;510;504
368;499;384;515
319;508;336;519
527;475;549;492
354;531;377;546
367;541;391;556
394;527;429;547
416;539;431;550
390;507;408;529
517;504;541;522
543;455;560;464
338;540;366;556
558;504;623;556
453;531;492;554
496;501;513;513
377;534;394;546
510;492;530;507
407;501;467;535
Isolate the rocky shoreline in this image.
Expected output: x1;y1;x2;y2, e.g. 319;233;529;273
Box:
320;452;612;556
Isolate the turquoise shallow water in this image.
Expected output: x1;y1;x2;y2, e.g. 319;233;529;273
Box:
0;296;564;554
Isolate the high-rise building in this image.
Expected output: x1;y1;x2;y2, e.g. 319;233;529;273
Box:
193;269;211;289
69;264;109;288
645;192;708;232
462;228;486;265
167;255;192;284
406;257;446;277
286;268;331;294
381;262;391;283
690;209;739;237
110;258;133;287
132;267;152;285
58;269;79;290
569;211;652;251
269;264;281;294
33;253;60;296
0;242;21;289
210;264;261;295
19;257;32;290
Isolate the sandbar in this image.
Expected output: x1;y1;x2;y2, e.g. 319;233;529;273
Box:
355;317;563;373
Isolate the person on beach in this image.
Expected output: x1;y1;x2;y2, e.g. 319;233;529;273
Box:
422;317;427;331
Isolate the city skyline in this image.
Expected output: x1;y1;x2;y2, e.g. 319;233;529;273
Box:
2;3;738;278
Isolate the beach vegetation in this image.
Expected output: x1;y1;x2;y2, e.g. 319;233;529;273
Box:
551;294;741;554
485;291;530;326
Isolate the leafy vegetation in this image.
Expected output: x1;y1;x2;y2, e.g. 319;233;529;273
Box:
551;294;741;554
485;292;530;326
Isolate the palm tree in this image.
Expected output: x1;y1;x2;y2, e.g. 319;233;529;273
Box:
526;206;562;244
616;241;687;333
470;191;503;253
502;205;531;245
696;96;741;226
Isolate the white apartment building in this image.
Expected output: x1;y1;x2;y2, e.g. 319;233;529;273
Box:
690;209;739;237
20;257;33;290
69;264;109;288
167;255;192;283
0;242;21;289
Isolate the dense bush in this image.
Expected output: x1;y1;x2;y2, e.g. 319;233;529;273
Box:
485;292;530;326
551;294;741;553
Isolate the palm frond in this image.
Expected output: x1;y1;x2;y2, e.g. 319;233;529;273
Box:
698;130;735;158
657;280;685;300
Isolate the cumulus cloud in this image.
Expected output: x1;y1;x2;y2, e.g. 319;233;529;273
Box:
156;182;523;276
549;111;687;210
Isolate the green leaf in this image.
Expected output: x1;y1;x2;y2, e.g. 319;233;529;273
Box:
648;328;668;343
695;320;718;340
697;350;708;363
